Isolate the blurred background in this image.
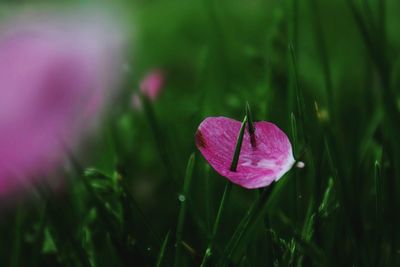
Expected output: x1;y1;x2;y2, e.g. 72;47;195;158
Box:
1;0;400;266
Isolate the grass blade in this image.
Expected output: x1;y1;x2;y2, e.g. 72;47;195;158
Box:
10;207;23;267
374;161;383;226
374;160;383;266
200;181;232;267
204;164;213;233
201;109;250;265
141;94;180;182
230;115;248;171
217;183;276;266
290;112;298;157
174;153;196;267
308;0;334;114
288;43;307;146
156;231;171;267
246;102;256;147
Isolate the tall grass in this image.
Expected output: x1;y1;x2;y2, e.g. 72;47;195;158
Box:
1;0;400;266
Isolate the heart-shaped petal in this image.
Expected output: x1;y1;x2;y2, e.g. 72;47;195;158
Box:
195;117;295;189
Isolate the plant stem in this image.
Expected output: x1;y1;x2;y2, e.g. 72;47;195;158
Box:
230;115;248;172
200;182;232;267
174;153;196;267
156;231;171;267
246;102;256;147
217;184;276;266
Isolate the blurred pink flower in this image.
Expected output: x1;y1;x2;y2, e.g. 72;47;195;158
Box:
131;70;165;110
0;11;123;198
140;70;164;100
195;117;295;189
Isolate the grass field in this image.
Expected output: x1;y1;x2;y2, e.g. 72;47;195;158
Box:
1;0;400;266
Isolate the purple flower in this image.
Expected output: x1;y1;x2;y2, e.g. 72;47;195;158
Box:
196;117;296;189
0;10;123;198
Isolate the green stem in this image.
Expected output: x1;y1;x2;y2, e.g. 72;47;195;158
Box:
230;115;248;172
374;160;383;266
246;102;256;147
156;231;171;267
200;110;250;265
174;153;196;267
200;182;233;267
289;43;307;146
141;94;180;182
217;184;276;266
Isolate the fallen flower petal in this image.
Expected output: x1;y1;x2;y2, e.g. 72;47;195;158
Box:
195;117;296;189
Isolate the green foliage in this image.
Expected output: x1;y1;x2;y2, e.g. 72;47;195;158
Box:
1;0;400;266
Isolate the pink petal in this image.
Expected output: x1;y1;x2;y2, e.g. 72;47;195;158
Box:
195;117;295;189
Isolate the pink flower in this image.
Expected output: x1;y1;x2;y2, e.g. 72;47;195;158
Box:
195;117;296;189
131;70;165;110
0;11;123;198
140;70;164;100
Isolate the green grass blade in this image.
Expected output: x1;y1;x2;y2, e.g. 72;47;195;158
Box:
118;178;162;248
174;153;196;267
10;207;23;267
156;231;171;267
204;164;212;233
290;112;301;225
246;102;255;134
217;183;276;266
200;181;233;267
308;0;334;114
141;94;179;182
290;112;298;157
230;115;248;171
288;43;307;146
200;111;249;265
246;102;256;147
374;161;383;224
317;177;335;218
30;201;48;266
44;196;93;267
323;138;341;199
374;160;383;266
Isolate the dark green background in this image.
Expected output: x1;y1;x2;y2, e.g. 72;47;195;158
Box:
1;0;400;266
